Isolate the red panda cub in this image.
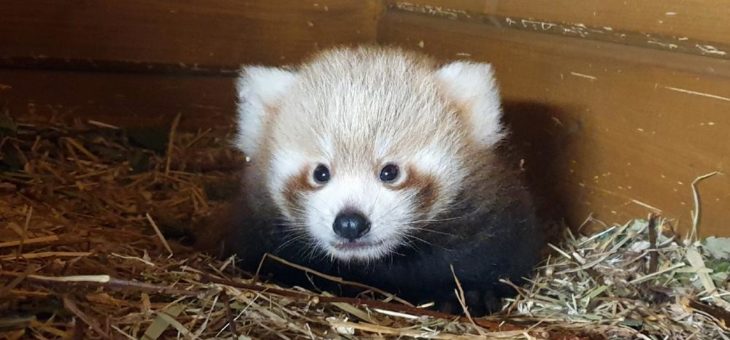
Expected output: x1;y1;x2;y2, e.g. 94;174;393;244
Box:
220;46;544;315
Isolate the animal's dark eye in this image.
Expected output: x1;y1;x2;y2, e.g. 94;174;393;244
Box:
313;164;331;184
379;164;400;183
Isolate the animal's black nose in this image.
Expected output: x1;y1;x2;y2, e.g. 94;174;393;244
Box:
333;210;371;241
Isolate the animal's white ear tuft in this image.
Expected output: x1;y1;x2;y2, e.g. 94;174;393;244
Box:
435;61;505;148
235;66;298;158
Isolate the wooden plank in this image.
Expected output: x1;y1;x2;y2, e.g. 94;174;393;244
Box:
379;11;730;236
0;69;236;132
0;0;381;68
387;0;730;59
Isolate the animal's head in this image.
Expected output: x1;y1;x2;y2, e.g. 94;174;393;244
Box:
235;47;505;262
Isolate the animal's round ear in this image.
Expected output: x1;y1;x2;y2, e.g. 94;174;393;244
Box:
435;61;505;148
235;66;298;158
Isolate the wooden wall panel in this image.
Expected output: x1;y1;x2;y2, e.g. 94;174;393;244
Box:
387;0;730;59
0;70;236;132
379;11;730;236
0;0;382;68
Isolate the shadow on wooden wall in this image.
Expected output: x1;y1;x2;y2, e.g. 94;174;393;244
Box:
502;101;580;237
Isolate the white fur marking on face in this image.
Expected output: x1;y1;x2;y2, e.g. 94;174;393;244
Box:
235;66;298;158
435;61;505;148
412;144;456;177
303;175;409;262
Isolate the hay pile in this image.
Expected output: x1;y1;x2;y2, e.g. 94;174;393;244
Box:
1;118;728;339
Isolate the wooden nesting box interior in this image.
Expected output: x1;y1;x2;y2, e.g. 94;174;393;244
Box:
1;0;728;237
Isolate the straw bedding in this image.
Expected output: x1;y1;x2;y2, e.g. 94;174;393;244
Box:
1;117;728;339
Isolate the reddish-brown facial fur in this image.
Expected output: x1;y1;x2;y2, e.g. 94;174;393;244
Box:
282;168;317;214
391;166;439;215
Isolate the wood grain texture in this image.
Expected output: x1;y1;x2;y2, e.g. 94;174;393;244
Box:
0;0;382;68
379;11;730;236
387;0;730;59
